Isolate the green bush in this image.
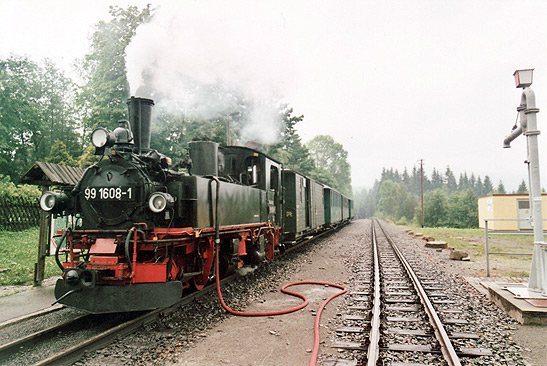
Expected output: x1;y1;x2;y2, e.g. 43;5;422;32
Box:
0;175;41;231
0;175;41;201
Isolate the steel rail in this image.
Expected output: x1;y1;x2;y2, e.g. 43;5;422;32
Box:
366;221;381;365
376;220;461;366
0;314;90;359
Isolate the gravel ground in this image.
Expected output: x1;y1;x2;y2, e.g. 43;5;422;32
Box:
3;219;545;365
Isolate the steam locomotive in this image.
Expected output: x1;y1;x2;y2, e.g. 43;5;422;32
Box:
40;97;352;313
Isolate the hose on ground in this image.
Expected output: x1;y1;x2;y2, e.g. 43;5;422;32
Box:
214;243;346;366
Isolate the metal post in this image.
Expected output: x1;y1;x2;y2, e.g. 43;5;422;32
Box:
519;89;543;243
485;220;490;277
504;76;547;293
420;159;424;228
34;186;50;286
522;88;547;292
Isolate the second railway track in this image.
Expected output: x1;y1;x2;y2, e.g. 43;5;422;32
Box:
331;219;492;365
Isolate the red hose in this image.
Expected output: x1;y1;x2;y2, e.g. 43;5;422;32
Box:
215;244;346;366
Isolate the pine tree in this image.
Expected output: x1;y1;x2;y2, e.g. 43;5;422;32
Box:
476;176;484;196
469;173;476;192
431;168;443;190
496;181;507;194
483;175;494;195
517;180;528;194
458;172;469;191
444;166;457;192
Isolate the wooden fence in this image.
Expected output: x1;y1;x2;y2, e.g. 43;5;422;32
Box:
0;196;40;231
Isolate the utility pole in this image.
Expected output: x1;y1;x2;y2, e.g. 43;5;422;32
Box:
420;159;424;228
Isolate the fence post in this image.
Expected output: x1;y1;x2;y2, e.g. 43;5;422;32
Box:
485;219;490;277
34;186;50;286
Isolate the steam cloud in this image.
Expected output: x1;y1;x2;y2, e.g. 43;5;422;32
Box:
125;2;297;145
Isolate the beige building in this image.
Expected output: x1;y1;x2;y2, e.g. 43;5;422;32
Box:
478;194;547;231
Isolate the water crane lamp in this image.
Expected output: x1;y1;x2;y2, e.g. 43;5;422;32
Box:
513;69;534;88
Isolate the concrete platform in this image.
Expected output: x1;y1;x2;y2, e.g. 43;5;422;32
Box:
483;282;547;325
0;283;58;325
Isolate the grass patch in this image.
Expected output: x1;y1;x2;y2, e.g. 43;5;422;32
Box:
0;227;59;286
503;271;530;278
408;226;484;254
406;224;533;277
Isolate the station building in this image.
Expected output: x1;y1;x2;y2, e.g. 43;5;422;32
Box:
478;194;547;231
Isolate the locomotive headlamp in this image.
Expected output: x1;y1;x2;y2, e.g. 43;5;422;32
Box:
40;191;69;213
79;269;96;288
91;128;115;148
65;269;80;287
148;192;175;213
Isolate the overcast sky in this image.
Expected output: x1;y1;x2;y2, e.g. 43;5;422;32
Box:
1;0;546;192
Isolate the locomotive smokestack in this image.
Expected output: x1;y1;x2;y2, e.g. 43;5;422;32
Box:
127;97;154;154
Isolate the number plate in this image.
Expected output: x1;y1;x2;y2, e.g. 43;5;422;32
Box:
84;186;135;201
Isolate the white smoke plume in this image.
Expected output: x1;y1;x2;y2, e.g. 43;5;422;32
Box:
125;1;298;145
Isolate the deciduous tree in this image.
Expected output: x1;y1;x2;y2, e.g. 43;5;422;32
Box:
77;5;151;132
268;107;315;175
306;135;352;196
0;56;81;180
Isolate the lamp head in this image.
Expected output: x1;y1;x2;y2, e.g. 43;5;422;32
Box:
514;69;534;88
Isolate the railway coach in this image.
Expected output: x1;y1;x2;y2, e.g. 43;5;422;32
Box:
281;170;325;243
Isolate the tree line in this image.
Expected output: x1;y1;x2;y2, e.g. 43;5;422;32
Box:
0;5;352;198
354;166;529;228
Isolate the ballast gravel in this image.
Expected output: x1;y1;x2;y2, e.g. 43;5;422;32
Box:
69;219;544;365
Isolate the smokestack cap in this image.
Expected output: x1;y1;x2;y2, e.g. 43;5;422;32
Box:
127;97;155;154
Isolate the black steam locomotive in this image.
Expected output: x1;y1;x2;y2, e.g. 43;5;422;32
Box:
41;97;352;313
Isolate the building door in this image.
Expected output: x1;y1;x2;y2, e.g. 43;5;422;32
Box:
517;199;533;231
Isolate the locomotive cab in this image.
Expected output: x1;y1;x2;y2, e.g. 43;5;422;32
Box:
219;145;282;227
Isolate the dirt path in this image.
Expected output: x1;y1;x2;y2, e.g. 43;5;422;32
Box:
170;221;364;366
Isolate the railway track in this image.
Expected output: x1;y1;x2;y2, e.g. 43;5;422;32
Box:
0;228;338;366
0;311;143;365
330;220;492;365
0;272;241;366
